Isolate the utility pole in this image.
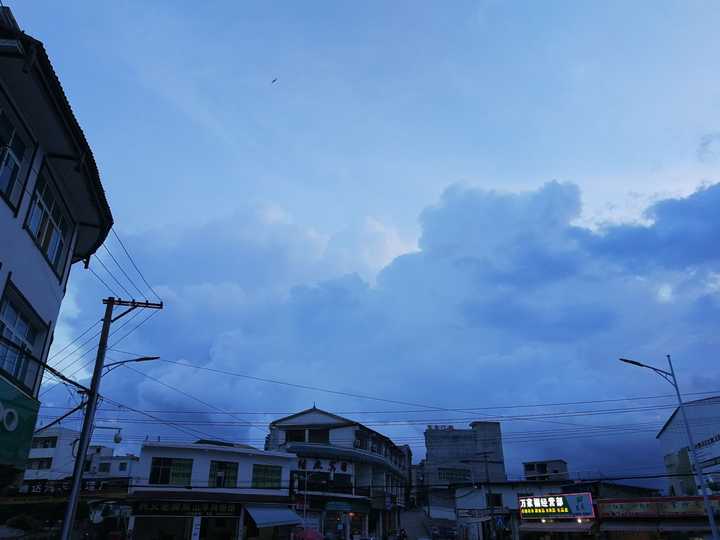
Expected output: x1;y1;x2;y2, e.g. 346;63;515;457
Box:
60;297;162;540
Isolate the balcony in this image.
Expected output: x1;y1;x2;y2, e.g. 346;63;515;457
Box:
0;334;41;396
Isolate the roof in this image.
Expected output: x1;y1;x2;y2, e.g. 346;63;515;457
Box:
270;406;403;452
0;8;112;257
141;441;294;459
655;396;720;439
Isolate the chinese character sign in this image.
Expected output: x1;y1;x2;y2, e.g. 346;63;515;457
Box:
518;493;594;519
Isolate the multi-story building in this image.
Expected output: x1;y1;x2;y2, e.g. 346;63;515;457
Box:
522;459;569;481
265;407;410;540
657;396;720;496
85;448;138;480
0;6;113;490
23;426;79;482
424;423;507;487
127;439;300;540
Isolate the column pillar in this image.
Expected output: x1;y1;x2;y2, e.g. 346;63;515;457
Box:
237;507;245;540
191;516;202;540
127;515;135;540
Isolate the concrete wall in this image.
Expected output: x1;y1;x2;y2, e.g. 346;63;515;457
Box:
24;427;79;481
131;443;294;497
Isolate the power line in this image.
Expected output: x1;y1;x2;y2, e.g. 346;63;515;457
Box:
110;229;162;302
87;267;119;298
93;254;132;298
102;244;147;300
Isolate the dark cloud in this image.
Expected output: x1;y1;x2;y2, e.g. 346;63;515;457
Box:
43;181;720;483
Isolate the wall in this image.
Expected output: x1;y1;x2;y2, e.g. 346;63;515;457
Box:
24;427;79;481
131;444;293;497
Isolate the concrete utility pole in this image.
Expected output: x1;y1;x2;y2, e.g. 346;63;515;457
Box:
619;355;719;540
60;297;162;540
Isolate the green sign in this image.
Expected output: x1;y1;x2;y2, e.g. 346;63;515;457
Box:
0;376;40;469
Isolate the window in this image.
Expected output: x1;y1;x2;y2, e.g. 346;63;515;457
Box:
149;457;193;485
26;173;72;273
309;429;329;444
83;460;92;472
486;493;503;508
209;461;238;488
536;463;548;474
286;429;305;443
98;462;111;473
252;464;282;489
119;462;127;472
438;468;471;483
27;458;52;470
0;291;43;393
525;463;535;471
31;436;57;449
0;109;27;210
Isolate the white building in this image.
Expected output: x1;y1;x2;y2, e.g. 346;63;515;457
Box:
522;459;569;481
266;407;410;540
0;5;113;490
128;440;301;540
23;426;79;481
656;396;720;496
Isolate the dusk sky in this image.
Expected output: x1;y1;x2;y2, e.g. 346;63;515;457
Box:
18;1;720;482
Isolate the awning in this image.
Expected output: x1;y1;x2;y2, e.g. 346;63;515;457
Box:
245;505;302;528
520;521;594;533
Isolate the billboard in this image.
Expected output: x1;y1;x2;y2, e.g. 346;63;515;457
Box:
0;376;40;469
519;493;594;520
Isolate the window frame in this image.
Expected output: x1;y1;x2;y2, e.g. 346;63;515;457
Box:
31;436;57;449
98;462;111;473
209;460;239;488
23;165;76;281
0;90;35;216
149;457;193;486
252;464;282;489
0;278;49;396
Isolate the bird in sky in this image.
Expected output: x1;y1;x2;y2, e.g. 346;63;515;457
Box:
271;78;278;84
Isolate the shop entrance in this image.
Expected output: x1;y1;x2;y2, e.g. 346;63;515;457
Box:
133;516;192;540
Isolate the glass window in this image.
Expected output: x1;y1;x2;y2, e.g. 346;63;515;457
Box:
26;173;72;274
309;429;329;444
98;462;111;473
209;460;238;488
0;109;27;210
27;458;52;470
31;436;57;449
119;462;127;472
252;464;282;489
0;294;43;393
286;429;305;442
486;493;503;508
438;468;471;483
149;457;193;485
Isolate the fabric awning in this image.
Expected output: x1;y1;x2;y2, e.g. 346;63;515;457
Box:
245;505;302;528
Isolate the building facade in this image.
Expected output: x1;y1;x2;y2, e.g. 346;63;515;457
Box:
0;6;113;490
522;460;569;481
128;440;300;540
265;407;410;540
656;396;720;496
22;426;79;482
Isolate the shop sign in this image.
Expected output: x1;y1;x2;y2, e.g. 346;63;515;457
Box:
519;493;594;520
326;501;353;512
298;458;352;474
0;377;39;469
133;501;241;516
598;497;720;518
24;477;129;496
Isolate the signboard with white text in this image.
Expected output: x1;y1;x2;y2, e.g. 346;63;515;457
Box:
518;493;594;520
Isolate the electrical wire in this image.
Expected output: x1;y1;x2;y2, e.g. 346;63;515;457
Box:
102;244;147;300
110;229;162;302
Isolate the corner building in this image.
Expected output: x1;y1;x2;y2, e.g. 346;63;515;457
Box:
0;6;112;489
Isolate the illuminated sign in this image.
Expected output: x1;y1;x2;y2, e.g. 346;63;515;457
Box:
518;493;594;520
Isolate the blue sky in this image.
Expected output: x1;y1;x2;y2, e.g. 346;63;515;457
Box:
15;1;720;481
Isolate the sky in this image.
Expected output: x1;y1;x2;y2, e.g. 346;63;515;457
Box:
14;1;720;485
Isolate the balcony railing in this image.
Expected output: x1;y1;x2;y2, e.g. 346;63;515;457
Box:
0;334;41;395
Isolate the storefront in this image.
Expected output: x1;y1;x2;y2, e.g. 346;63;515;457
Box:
128;498;301;540
295;495;371;540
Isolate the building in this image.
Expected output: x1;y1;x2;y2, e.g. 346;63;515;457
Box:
85;448;138;480
522;460;569;481
128;439;300;540
656;396;720;496
454;480;660;540
265;407;410;540
424;423;507;487
23;426;79;482
0;6;113;490
422;423;506;520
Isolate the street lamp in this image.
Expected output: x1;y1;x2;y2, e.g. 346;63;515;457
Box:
103;355;160;374
619;355;719;540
